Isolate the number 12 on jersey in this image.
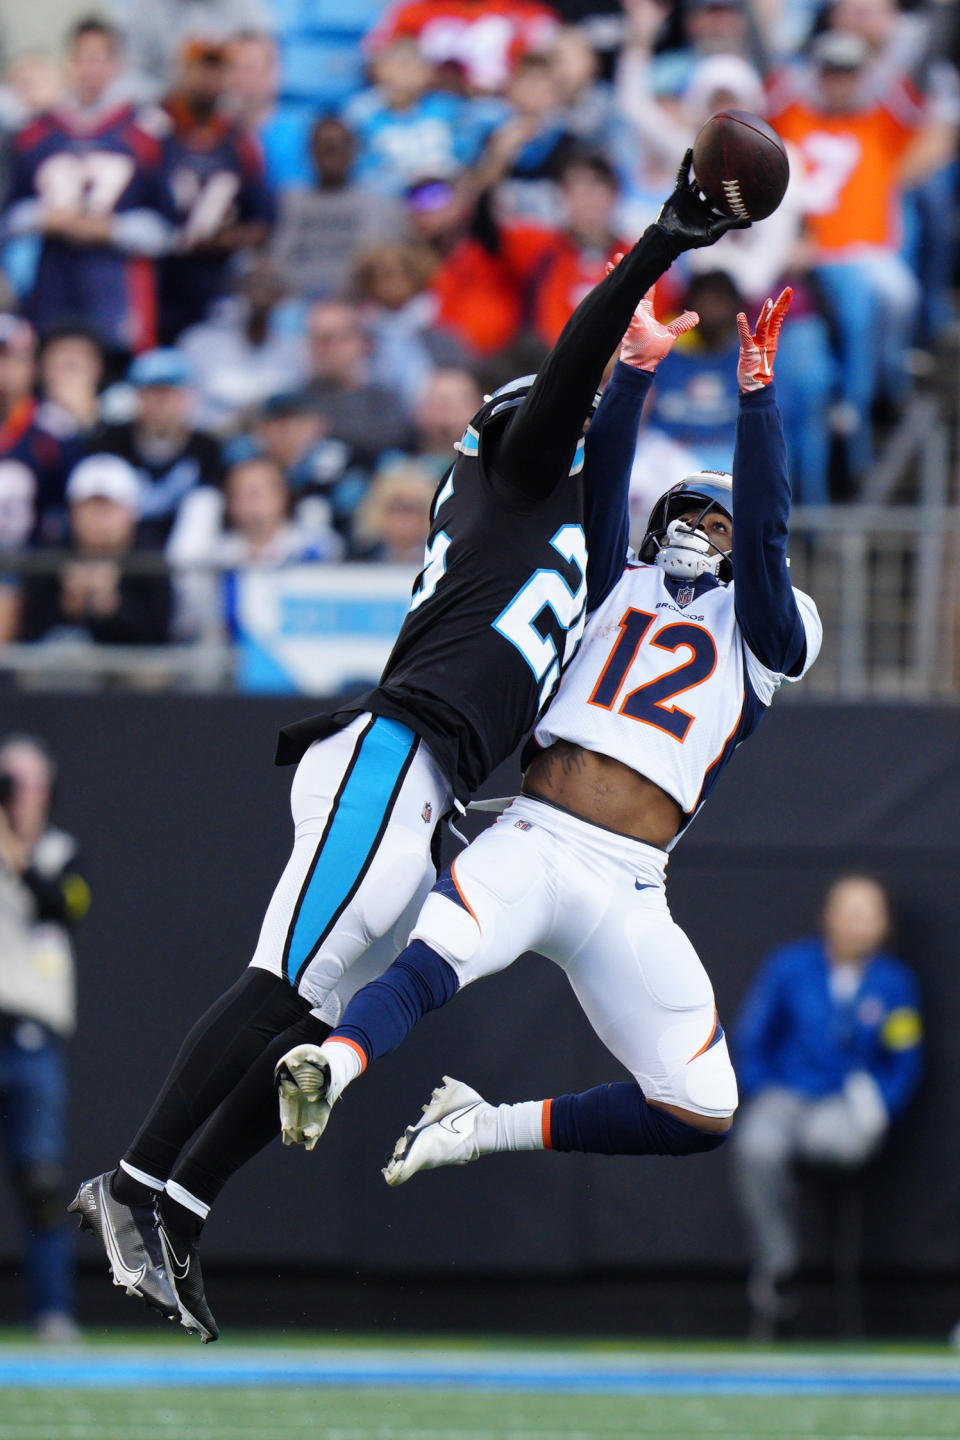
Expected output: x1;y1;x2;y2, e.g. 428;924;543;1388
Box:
589;608;718;741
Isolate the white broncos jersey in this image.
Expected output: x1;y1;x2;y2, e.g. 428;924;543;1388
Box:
534;561;822;846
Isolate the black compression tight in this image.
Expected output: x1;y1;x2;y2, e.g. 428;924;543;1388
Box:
122;969;312;1184
167;1011;331;1210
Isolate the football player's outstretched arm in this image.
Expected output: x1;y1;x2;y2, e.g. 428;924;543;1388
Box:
730;288;808;677
495;151;748;502
581;283;700;613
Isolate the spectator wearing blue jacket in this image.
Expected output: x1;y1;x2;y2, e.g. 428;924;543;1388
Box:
731;874;923;1333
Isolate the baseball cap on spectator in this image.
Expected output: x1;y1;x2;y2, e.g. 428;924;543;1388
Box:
811;31;870;70
685;54;765;117
259;390;316;420
128;349;193;388
66;454;140;511
0;314;36;354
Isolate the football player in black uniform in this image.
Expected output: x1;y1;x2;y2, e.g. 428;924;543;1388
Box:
69;154;745;1341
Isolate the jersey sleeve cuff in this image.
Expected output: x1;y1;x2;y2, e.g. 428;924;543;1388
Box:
608;359;656;393
738;383;778;410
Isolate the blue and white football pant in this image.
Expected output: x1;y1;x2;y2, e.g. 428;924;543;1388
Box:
249;714;451;1020
410;794;738;1119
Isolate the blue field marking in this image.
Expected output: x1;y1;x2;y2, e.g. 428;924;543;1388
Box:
2;1348;960;1394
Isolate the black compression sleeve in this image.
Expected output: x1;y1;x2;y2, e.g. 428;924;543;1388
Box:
495;224;680;500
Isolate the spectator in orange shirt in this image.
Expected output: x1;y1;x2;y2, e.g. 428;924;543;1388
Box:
772;31;925;480
405;174;562;356
529;150;630;346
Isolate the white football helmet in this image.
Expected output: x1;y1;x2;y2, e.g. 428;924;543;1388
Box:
639;470;733;584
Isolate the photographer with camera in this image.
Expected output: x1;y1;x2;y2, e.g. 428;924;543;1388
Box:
0;736;90;1341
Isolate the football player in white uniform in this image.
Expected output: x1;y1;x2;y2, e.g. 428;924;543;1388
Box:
277;289;822;1181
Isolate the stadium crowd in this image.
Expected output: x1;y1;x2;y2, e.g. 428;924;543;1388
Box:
0;0;956;650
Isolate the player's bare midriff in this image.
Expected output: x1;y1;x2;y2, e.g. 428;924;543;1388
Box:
522;740;682;850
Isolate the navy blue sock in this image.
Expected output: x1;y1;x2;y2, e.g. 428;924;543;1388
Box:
330;939;459;1064
550;1082;728;1156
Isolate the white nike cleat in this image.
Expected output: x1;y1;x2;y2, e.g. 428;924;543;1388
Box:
275;1044;334;1150
383;1076;488;1186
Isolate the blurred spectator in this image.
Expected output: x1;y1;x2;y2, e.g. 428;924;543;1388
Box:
549;24;618;151
648;270;833;503
95;349;221;548
477;51;579;224
0;53;62;298
342;38;479;200
366;0;561;95
157;39;274;342
680;55;802;304
0;733;90;1341
613;0;687;219
37;325;105;441
0;53;62;137
124;0;275;102
352;241;469;410
406;175;529;355
0;315;78;598
528;149;628;345
644;269;742;471
772;31;929;481
4;18;174;360
651;0;766;98
676;54;836;499
304;300;413;469
177;260;306;434
224;31;312;193
732;875;923;1336
270;117;408;300
168;452;341;639
825;0;960;346
412;365;483;476
253;390;360;540
350;458;436;563
20;453;172;645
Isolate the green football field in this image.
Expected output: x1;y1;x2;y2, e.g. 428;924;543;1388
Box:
2;1333;959;1440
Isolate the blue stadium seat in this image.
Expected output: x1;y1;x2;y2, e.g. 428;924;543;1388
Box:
280;36;368;106
294;0;386;34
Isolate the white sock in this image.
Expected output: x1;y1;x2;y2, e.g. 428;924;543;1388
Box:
119;1159;166;1192
164;1179;210;1221
320;1038;364;1101
475;1100;547;1155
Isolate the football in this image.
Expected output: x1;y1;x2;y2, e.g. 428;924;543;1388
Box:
691;110;790;223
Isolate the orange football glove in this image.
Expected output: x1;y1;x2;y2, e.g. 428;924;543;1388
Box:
619;284;700;374
736;286;792;392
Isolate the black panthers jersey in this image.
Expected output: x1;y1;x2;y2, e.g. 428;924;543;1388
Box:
276;223;682;802
277;391;588;801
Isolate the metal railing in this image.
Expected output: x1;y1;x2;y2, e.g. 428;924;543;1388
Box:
0;395;956;698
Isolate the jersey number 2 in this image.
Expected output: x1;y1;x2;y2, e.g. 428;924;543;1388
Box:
589;607;717;741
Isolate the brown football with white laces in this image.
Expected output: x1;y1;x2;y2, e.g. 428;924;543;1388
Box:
692;110;789;223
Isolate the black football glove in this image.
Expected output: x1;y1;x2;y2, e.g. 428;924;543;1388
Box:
656;149;752;253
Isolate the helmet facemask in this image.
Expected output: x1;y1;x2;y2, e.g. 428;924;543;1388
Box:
640;474;734;585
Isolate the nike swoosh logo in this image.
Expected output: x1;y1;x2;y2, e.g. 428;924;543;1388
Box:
635;881;654;891
159;1226;190;1280
98;1178;146;1289
437;1103;480;1136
